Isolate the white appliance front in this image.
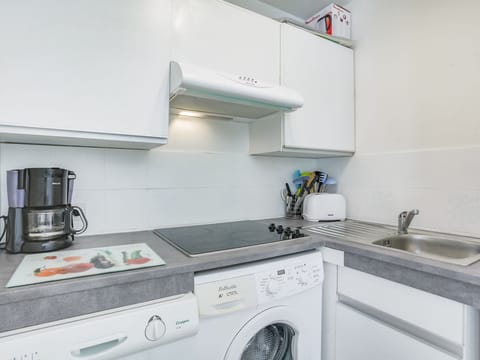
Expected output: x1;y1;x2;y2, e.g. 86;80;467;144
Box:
0;293;199;360
175;250;324;359
169;61;304;119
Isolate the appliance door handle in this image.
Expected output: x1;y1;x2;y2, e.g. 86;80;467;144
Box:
71;206;88;235
68;170;77;180
213;299;245;313
71;335;127;358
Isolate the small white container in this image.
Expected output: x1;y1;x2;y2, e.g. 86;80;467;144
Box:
302;193;346;221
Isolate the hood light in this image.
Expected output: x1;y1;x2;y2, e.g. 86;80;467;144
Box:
178;110;204;118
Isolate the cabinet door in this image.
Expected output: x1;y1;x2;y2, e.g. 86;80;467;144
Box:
282;25;354;152
0;0;170;138
172;0;280;84
336;303;458;360
338;266;464;344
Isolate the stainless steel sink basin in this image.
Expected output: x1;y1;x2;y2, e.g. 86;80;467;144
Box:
372;234;480;266
308;221;480;266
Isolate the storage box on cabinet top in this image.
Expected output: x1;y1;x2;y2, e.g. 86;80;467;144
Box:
305;3;351;39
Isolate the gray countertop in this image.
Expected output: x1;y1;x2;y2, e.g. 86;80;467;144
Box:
3;217;480;333
0;221;322;333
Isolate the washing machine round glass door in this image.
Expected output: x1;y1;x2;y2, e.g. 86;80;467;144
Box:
225;306;308;360
240;322;295;360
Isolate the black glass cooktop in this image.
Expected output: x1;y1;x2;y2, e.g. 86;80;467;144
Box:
154;221;306;257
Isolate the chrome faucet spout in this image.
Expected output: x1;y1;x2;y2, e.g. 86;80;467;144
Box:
398;209;419;234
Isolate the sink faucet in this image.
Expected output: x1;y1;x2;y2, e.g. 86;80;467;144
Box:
398;209;419;234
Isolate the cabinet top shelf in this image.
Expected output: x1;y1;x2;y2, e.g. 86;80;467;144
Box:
277;18;354;49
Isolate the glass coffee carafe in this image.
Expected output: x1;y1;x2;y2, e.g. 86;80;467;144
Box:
24;206;87;241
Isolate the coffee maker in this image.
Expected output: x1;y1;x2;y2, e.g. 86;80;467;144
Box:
5;168;88;253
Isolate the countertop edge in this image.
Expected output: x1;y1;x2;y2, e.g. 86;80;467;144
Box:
0;229;324;333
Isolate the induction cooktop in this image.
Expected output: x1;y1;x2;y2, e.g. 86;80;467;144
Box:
154;221;307;257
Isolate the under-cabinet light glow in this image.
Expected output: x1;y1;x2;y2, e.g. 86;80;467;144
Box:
178;110;204;118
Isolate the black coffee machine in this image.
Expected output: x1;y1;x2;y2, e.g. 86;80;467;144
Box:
5;168;88;253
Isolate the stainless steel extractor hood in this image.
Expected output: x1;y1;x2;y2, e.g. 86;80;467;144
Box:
169;61;304;119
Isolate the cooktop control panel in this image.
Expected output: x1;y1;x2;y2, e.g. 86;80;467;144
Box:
255;252;323;303
267;223;306;240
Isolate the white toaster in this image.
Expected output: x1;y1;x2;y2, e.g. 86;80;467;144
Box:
302;193;346;221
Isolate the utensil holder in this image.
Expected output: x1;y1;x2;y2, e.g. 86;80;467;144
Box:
285;203;303;219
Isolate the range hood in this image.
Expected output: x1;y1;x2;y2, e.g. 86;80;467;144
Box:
169;61;304;119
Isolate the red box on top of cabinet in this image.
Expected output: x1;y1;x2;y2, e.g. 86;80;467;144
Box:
305;3;351;39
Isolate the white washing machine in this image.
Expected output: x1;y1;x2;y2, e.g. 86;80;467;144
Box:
0;293;199;360
164;250;324;359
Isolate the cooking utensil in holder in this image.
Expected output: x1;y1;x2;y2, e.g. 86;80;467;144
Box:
285;201;302;219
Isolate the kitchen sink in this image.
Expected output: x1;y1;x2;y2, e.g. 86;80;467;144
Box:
308;221;480;266
372;234;480;266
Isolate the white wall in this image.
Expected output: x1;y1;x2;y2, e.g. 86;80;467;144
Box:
0;116;317;235
320;0;480;236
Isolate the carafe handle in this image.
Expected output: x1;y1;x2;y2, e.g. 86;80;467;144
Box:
67;171;76;205
69;206;88;235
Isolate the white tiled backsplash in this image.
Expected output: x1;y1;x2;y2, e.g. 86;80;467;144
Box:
0;116;317;235
320;146;480;237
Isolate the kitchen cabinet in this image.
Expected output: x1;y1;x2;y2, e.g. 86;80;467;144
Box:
0;0;171;149
338;266;464;343
335;266;478;360
336;303;457;360
249;24;355;158
172;0;280;85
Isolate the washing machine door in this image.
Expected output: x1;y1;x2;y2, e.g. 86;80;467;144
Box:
224;306;306;360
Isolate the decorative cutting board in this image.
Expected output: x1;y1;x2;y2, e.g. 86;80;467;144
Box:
6;243;165;288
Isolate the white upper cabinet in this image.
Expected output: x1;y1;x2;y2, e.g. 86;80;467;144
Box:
282;24;354;153
172;0;280;85
250;24;355;158
0;0;171;149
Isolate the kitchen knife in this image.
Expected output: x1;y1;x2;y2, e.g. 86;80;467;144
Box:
285;183;293;197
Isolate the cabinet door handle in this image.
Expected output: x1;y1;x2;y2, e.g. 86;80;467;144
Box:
338;295;462;357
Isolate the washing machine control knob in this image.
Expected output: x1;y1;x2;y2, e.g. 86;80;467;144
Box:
298;273;309;285
145;315;166;341
266;279;281;295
